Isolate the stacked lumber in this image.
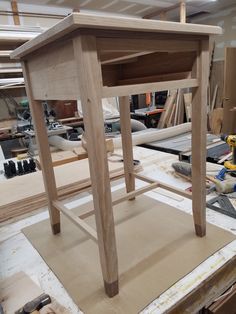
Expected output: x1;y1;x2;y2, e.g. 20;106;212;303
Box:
35;150;78;169
158;89;190;128
0;158;124;222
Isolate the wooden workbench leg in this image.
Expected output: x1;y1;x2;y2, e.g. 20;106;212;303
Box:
119;96;135;194
73;35;118;297
21;62;60;234
191;39;209;237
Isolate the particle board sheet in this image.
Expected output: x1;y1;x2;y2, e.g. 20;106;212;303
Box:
23;194;235;314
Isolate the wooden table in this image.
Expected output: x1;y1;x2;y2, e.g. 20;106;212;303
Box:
11;13;221;298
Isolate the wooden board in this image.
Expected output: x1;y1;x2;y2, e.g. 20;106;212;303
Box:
209;108;223;135
222;47;236;134
0;159;123;222
23;193;235;314
35;150;79;169
210;61;224;109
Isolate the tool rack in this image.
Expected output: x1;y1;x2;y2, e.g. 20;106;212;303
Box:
11;13;221;297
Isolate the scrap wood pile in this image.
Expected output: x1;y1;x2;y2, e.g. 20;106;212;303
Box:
157;89;192;129
158;42;226;134
0;158;124;222
208;42;224;135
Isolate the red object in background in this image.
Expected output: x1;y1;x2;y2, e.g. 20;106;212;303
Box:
51;100;77;119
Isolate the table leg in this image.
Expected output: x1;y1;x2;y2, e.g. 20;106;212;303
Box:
191;39;209;237
73;35;119;297
119;96;135;194
22;62;60;234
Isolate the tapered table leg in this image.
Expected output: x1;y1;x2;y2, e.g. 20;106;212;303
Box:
22;62;60;234
73;35;119;297
191;39;209;237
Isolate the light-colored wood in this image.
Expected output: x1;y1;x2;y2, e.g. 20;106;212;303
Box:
134;173;192;199
53;200;98;243
119;96;135;194
222;47;236;134
209;108;223;135
11;0;20;25
11;13;221;60
11;12;220;299
191;39;209;237
113;182;159;206
166;102;176;127
211;84;218;111
180;1;186;23
79;182;160;220
73;35;118;297
158;92;177;128
22;61;60;235
184;92;192;122
82;137;114;154
210;61;224;109
27;40;79;101
35;151;79;169
0;161;124;223
73;147;88;160
103;79;198;98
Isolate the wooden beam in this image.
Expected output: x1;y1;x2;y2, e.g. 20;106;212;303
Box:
113;182;159;206
134;173;192;199
103;79;198;98
53;200;98;243
11;0;20;25
191;39;209;237
78;182;160;220
180;1;186;23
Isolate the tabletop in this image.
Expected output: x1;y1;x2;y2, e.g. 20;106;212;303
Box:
11;13;222;60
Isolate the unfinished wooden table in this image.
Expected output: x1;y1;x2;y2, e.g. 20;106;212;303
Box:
11;13;221;298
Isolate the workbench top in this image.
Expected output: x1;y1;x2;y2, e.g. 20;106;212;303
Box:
1;146;236;313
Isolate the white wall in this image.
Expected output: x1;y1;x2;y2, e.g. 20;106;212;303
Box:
0;1;70;28
193;5;236;61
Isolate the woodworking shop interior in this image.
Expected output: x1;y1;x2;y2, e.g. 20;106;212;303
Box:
1;0;236;313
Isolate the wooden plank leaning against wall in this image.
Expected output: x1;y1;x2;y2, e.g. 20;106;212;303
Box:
222;47;236;134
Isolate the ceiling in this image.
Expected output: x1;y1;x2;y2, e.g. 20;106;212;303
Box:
12;0;236;20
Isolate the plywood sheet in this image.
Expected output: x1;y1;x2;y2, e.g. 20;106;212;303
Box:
23;194;235;314
0;159;123;222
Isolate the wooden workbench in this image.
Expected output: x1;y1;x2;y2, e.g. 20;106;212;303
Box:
11;13;221;297
1;147;236;313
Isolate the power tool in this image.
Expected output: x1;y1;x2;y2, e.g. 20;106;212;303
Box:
221;134;236;172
